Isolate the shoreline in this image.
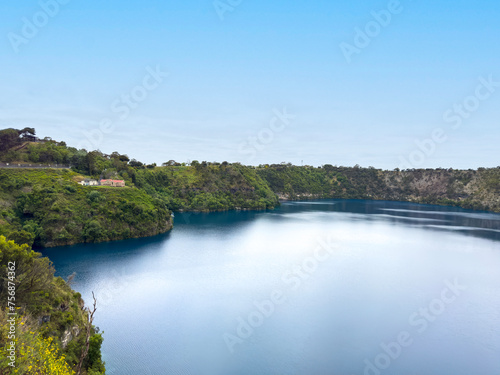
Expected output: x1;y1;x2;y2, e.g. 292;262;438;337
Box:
37;197;500;250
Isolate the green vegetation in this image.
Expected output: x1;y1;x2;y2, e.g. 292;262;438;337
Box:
0;128;279;247
1;128;499;250
134;162;279;212
256;164;405;200
256;164;500;212
0;128;499;375
0;236;104;374
0;128;36;157
0;169;172;248
0;125;497;375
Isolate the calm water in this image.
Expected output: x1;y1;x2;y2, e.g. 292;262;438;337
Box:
42;200;500;375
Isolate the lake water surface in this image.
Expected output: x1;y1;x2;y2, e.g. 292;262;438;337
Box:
42;200;500;375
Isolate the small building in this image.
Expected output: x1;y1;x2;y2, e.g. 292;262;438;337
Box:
79;179;99;186
100;179;125;187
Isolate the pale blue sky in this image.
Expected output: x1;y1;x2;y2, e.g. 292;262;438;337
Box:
0;0;499;168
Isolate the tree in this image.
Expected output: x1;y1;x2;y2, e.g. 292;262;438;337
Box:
119;154;130;163
8;230;35;247
83;221;103;242
85;151;105;175
129;159;143;168
0;236;54;305
84;332;105;374
86;151;99;175
0;236;104;374
19;127;36;141
77;292;97;375
0;128;21;152
162;160;177;166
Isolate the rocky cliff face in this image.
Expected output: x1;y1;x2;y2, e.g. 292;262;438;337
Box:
381;169;500;211
258;166;500;212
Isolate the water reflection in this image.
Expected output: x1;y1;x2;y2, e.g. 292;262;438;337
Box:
276;200;500;242
41;200;500;375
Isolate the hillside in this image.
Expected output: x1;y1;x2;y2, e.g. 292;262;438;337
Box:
0;236;104;374
0;169;172;248
134;162;279;211
0;128;279;248
256;164;500;212
1;127;499;250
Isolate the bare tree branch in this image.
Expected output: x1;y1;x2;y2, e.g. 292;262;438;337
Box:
76;291;97;375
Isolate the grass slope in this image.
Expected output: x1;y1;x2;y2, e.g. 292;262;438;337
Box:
0;169;172;248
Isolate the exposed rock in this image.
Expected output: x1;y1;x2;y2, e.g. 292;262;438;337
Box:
61;325;81;349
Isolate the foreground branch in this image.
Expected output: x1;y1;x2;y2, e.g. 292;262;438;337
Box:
76;291;97;375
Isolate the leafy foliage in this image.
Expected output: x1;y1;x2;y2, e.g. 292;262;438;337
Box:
0;128;35;154
256;164;500;212
133;163;279;212
0;326;76;375
1;127;499;251
0;236;104;374
0;169;172;247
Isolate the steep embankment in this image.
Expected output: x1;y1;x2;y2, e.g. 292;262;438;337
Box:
0;163;279;248
134;163;279;211
0;169;172;248
256;165;500;212
0;236;105;374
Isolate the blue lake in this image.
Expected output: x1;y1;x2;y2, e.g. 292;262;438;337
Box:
42;200;500;375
